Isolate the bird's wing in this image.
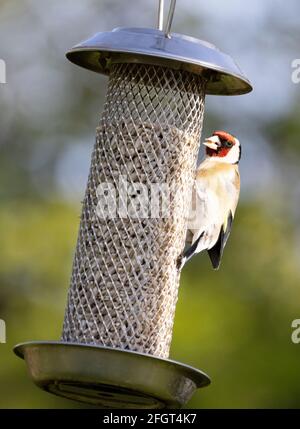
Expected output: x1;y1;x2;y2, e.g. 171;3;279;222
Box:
183;231;205;260
207;168;240;270
207;211;233;270
183;164;240;269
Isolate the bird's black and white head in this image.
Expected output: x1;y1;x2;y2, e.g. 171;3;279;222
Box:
203;130;241;165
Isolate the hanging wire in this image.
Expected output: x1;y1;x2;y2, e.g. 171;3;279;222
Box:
165;0;176;38
157;0;164;30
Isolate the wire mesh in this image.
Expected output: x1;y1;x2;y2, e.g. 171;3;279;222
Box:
62;63;206;358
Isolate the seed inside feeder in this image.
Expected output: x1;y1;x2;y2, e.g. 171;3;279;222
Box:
62;63;206;358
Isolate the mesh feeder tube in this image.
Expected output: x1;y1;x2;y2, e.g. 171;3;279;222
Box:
62;63;206;358
14;26;252;408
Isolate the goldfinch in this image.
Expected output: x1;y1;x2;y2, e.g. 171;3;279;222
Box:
180;130;241;270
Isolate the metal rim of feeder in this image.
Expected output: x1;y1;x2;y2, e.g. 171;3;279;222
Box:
14;341;210;409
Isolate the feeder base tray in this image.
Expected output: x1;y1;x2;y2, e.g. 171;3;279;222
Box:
14;341;210;409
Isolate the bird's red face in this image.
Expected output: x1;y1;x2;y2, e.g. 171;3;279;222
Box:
203;131;241;164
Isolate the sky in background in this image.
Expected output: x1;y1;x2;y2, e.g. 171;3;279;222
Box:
0;0;299;198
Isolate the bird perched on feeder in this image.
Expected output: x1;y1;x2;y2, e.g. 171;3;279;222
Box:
179;130;241;270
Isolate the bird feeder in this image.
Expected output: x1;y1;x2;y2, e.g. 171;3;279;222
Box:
14;0;252;409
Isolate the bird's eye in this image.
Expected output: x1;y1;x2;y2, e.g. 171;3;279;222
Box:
225;141;233;148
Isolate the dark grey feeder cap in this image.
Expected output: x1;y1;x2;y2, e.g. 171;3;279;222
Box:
66;27;252;96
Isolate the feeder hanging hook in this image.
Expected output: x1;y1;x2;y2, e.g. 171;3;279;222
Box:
165;0;176;38
157;0;164;30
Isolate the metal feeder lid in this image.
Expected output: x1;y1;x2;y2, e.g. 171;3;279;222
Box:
66;27;252;96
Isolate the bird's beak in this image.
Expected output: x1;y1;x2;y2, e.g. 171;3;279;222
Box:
203;140;219;150
203;136;221;151
203;136;221;150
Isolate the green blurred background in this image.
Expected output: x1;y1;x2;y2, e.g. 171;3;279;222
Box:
1;0;300;408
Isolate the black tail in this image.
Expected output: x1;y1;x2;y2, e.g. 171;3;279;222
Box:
177;232;205;270
207;211;233;270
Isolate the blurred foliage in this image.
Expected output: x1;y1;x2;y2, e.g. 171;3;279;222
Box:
1;0;300;409
0;200;79;407
173;203;300;408
263;103;300;157
1;199;300;408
